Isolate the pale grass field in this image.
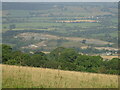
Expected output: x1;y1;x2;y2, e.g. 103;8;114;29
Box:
2;64;119;88
101;56;118;60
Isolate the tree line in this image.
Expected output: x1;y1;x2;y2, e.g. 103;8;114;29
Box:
2;44;120;75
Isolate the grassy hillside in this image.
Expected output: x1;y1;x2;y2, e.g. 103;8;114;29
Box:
2;64;118;88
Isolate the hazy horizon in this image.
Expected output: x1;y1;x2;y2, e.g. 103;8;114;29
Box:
1;0;119;2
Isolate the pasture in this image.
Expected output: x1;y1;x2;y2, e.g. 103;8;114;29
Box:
2;64;118;88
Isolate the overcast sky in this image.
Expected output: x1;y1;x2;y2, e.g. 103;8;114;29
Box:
1;0;119;2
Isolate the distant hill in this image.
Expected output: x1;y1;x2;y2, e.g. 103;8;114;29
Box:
2;2;117;10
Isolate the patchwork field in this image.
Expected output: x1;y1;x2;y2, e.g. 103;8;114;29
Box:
2;2;118;55
17;32;113;45
2;64;118;88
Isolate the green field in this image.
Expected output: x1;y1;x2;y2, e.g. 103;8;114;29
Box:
2;2;118;55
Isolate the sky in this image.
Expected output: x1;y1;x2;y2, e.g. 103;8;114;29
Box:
1;0;120;2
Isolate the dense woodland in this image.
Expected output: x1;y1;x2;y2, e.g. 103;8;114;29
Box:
2;44;119;75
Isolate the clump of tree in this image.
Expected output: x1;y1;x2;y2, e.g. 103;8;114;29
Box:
2;44;120;75
9;24;16;30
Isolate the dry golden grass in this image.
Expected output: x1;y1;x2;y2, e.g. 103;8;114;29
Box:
101;56;118;60
56;20;98;23
2;64;118;88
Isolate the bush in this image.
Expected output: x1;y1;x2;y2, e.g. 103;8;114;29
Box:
2;44;119;75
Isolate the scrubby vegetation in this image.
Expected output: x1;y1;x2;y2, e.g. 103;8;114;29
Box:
2;44;119;75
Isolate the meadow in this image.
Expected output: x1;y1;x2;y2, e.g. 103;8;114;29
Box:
2;64;118;88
